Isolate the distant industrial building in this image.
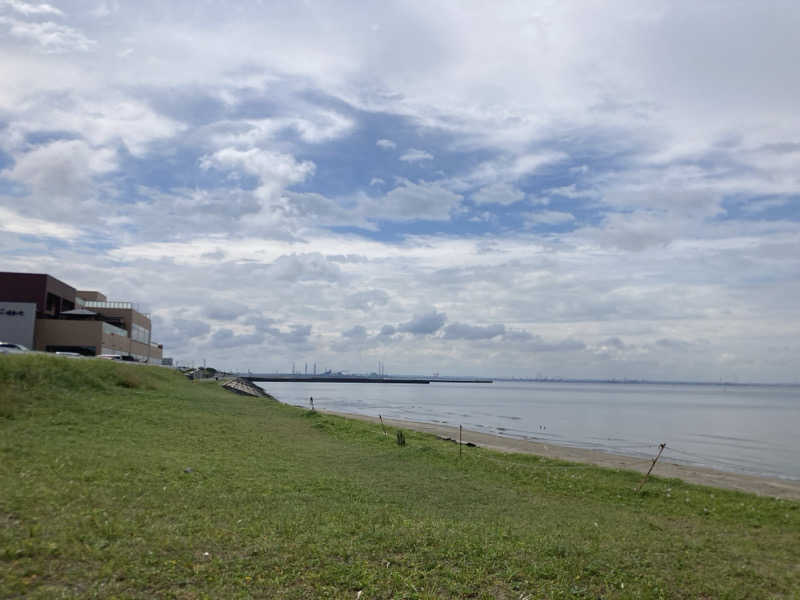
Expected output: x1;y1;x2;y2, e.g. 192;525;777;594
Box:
0;272;163;363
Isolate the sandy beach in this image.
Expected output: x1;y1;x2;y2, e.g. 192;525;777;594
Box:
324;410;800;501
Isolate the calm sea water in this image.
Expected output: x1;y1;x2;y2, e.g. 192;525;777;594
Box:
256;380;800;481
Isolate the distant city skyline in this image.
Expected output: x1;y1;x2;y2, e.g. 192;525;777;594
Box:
1;1;799;382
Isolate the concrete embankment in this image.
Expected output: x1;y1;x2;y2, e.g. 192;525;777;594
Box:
222;377;270;397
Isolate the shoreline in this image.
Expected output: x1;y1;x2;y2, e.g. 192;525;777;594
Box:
322;409;800;500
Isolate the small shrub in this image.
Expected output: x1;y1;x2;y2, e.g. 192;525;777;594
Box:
396;430;406;446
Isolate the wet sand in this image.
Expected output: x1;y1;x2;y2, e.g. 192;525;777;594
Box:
324;410;800;501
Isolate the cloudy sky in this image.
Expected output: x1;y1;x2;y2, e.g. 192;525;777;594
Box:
1;1;799;381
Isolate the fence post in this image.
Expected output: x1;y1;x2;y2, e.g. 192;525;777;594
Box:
379;415;388;438
636;443;666;493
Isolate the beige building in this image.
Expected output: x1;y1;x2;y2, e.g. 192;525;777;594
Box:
0;272;163;363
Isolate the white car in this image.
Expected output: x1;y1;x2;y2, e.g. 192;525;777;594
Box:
0;341;29;354
97;354;123;360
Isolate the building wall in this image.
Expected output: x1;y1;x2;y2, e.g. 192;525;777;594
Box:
124;339;163;363
90;307;152;338
33;320;161;362
98;335;162;362
102;330;133;356
0;272;76;316
77;291;107;302
0;302;36;348
0;272;48;310
35;320;103;354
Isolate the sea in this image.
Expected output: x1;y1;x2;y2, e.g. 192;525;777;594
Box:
256;380;800;481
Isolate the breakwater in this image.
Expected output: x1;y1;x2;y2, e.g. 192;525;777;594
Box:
243;375;493;385
245;376;430;384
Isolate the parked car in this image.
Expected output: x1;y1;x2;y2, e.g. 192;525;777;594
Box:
97;354;123;360
0;341;29;354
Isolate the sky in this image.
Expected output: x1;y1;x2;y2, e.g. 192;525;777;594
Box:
1;1;799;382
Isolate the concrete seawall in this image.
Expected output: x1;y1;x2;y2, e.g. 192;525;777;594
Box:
222;378;270;397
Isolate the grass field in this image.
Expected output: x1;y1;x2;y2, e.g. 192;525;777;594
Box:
1;355;798;599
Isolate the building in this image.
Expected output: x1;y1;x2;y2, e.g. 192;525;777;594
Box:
0;272;163;363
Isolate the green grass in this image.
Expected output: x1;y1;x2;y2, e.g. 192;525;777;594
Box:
1;354;798;599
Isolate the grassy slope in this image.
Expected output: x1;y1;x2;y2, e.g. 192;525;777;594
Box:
1;355;798;599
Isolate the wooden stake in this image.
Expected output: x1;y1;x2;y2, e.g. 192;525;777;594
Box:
636;443;666;493
379;415;388;438
459;425;463;459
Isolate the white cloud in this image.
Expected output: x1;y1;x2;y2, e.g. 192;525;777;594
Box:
472;182;524;206
344;289;389;311
9;138;116;182
2;140;117;222
2;96;184;158
365;179;462;222
281;191;373;231
291;112;354;143
267;253;344;283
443;322;505;340
523;210;575;227
210;327;264;349
210;112;353;147
740;198;789;215
89;1;118;18
0;206;80;239
457;152;567;190
376;138;396;149
2;0;63;16
201;147;313;181
398;310;447;335
200;147;315;204
342;324;367;339
399;148;434;162
546;184;596;199
205;301;250;321
0;17;94;53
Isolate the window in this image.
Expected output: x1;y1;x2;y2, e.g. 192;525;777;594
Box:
132;323;150;343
